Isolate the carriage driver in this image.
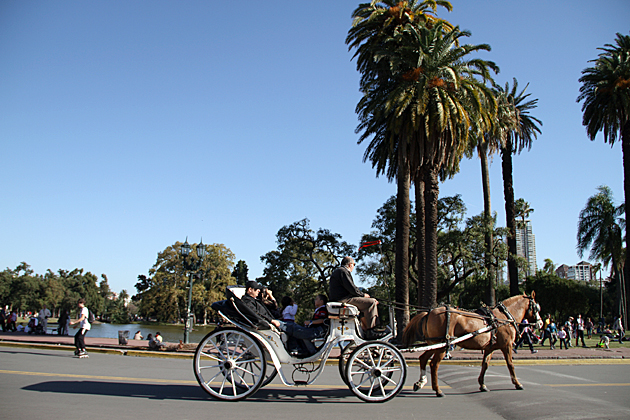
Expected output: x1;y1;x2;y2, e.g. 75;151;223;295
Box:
329;256;386;340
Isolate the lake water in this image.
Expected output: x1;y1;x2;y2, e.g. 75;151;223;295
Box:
75;323;216;344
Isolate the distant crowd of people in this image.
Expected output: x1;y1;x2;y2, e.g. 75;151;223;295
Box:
514;313;625;353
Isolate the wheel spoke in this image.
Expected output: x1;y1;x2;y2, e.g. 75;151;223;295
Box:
377;377;387;396
199;363;223;370
199;351;223;362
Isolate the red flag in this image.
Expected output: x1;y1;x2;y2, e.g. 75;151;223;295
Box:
359;240;382;249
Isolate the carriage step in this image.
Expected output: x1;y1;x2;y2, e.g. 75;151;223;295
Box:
294;381;308;386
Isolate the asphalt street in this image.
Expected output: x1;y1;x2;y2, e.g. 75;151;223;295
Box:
1;347;629;420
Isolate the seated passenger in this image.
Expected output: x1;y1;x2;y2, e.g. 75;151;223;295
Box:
279;294;329;356
241;281;282;329
329;256;385;339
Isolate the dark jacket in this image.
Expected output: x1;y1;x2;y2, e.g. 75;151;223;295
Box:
329;266;363;302
241;294;275;324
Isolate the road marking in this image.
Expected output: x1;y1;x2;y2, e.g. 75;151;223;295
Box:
545;383;630;387
0;369;450;390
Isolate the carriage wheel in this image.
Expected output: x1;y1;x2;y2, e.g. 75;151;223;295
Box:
194;328;266;401
345;341;407;403
338;340;356;386
258;349;278;388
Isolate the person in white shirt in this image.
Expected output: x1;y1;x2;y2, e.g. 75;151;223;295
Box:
70;298;91;357
281;296;298;323
38;305;51;333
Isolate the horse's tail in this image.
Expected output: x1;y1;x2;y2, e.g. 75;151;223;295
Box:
401;311;429;347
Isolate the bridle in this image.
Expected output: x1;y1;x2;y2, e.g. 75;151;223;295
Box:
497;295;541;340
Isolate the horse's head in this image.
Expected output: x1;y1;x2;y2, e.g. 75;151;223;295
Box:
523;291;543;329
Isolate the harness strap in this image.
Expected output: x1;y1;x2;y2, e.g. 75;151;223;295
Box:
497;302;521;342
444;305;452;349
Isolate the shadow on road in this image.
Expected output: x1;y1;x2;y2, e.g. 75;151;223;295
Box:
22;380;437;404
23;381;208;401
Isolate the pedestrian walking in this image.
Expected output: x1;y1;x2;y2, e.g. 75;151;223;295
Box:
558;326;568;350
586;317;594;339
70;298;91;358
548;321;558;349
513;319;538;354
612;316;624;344
576;314;587;347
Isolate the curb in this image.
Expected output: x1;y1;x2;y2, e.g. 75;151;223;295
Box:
3;340;629;365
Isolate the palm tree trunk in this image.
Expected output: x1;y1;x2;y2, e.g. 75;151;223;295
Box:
480;148;496;306
395;149;410;336
501;142;519;296
622;121;630;328
423;165;439;309
415;174;425;309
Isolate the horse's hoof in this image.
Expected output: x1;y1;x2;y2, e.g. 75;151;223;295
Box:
436;391;445;397
413;376;427;391
515;384;524;390
480;385;489;392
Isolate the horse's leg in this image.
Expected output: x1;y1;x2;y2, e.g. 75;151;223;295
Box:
500;345;524;390
478;348;494;392
413;350;434;391
430;349;447;397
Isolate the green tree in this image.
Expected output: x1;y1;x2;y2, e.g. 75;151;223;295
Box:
527;271;599;325
495;80;542;295
577;185;625;319
578;32;630;324
260;219;355;322
232;260;249;286
358;195;508;309
135;241;236;323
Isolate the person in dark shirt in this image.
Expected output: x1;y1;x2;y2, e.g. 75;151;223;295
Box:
329;256;382;338
281;294;329;356
241;281;281;328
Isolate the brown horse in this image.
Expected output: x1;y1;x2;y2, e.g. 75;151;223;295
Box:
401;292;542;397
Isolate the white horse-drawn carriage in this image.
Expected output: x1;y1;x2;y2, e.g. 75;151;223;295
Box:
192;286;407;402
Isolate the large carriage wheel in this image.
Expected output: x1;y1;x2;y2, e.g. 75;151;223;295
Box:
345;341;407;403
337;340;356;386
194;328;266;401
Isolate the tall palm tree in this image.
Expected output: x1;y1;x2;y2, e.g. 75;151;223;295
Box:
578;32;630;325
497;79;542;295
348;0;453;332
468;89;510;305
577;185;625;318
384;22;497;308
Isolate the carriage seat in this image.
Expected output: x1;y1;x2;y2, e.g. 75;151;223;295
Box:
326;302;359;319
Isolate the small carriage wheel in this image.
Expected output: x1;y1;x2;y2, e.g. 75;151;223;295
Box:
193;328;266;401
345;341;407;403
337;340;356;386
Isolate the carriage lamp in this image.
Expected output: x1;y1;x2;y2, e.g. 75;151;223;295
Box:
180;238;206;343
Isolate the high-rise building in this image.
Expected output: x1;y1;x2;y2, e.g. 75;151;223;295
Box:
516;220;537;276
556;261;593;282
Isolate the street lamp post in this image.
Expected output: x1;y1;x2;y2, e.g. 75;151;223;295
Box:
180;238;206;344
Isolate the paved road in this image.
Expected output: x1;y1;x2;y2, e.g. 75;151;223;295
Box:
1;347;629;420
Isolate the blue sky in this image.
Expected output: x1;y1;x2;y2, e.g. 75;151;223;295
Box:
1;1;628;294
